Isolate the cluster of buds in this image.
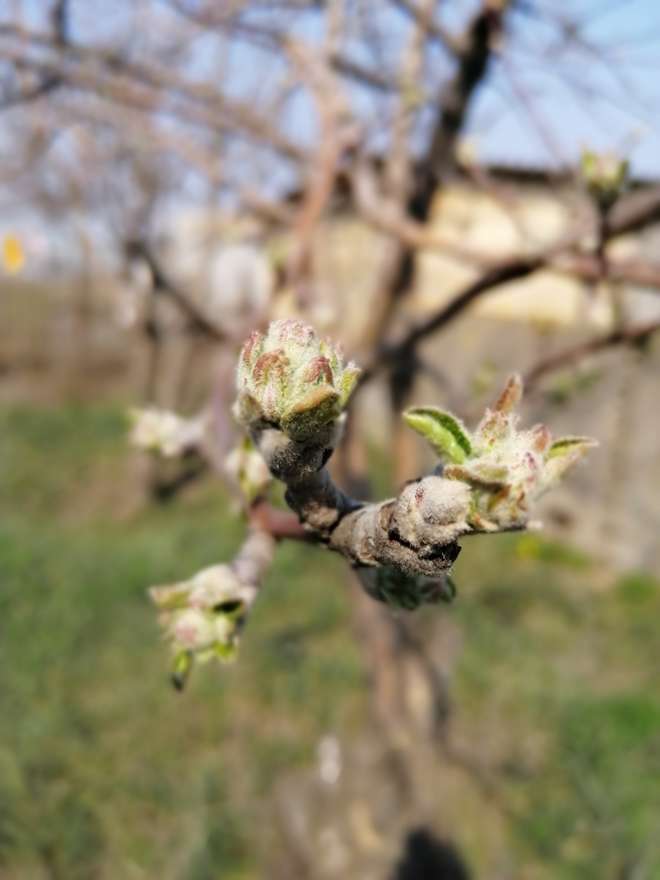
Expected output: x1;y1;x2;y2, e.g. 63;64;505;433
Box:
580;149;629;210
150;565;253;689
404;374;597;532
234;319;360;443
128;407;206;458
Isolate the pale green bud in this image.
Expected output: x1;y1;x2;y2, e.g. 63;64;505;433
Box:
234;319;360;442
581;149;629;208
149;564;249;688
128;407;205;458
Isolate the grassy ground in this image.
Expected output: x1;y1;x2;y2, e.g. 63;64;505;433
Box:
0;404;364;879
0;403;659;878
452;538;660;878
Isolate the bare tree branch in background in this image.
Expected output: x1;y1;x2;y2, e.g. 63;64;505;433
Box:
524;318;660;390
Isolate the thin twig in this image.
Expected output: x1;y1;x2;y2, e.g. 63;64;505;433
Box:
126;240;227;343
524;319;660;390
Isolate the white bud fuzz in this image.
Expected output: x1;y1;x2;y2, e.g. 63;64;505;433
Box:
405;374;597;532
393;477;470;547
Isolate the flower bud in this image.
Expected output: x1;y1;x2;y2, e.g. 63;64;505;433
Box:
234;319;360;442
581;150;628;209
128;407;206;458
150;564;249;687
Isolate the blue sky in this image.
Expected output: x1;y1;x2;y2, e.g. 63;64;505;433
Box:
2;0;660;270
3;0;660;200
209;0;660;179
468;0;660;177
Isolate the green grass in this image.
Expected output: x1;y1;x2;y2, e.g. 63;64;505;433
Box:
1;403;659;878
0;404;364;879
450;536;660;878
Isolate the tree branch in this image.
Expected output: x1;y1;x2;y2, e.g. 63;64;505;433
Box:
251;424;467;580
0;25;307;162
359;183;660;386
390;0;462;53
362;0;508;353
359;255;543;386
524;319;660;390
125;239;228;343
157;0;397;92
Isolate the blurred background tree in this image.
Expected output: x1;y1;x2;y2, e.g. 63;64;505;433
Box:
1;1;660;878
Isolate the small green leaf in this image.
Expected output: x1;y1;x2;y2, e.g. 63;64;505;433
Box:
543;436;598;485
546;436;598;459
403;407;472;463
212;641;239;663
339;364;361;406
466;509;499;532
170;650;193;691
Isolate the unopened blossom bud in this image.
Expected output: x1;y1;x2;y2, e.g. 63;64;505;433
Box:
128;407;206;458
581;150;628;209
234;319;360;443
150;564;250;688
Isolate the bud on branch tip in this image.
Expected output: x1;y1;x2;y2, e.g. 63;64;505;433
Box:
580;149;629;209
234;319;360;443
404;373;597;531
150;565;250;689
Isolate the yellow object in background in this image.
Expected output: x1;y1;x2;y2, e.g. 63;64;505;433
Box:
2;234;25;274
